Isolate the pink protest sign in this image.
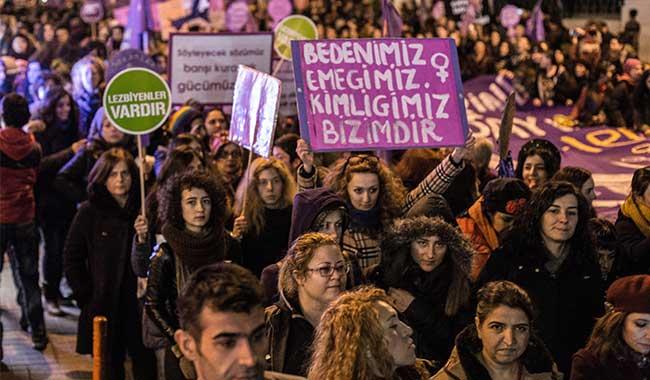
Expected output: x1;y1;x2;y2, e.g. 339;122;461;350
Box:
291;38;468;152
229;65;282;157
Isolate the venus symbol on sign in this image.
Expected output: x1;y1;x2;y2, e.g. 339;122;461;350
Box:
431;53;449;83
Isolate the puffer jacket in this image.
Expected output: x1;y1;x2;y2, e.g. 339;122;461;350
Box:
431;324;563;380
457;198;500;282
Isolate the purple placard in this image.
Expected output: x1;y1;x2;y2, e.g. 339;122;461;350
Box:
229;65;282;157
291;38;468;152
499;5;521;28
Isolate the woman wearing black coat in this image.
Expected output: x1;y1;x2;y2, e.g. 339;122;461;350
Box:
144;170;240;379
34;88;84;315
615;166;650;275
367;216;474;363
63;148;155;380
478;181;605;375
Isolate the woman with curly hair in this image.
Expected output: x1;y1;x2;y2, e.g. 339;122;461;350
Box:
312;137;473;269
308;286;433;380
478;181;604;374
145;170;240;379
232;157;297;277
265;232;349;376
432;281;562;380
367;216;473;362
571;275;650;380
64;148;156;379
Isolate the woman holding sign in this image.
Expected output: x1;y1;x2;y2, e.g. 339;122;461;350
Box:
298;136;474;270
63;148;156;380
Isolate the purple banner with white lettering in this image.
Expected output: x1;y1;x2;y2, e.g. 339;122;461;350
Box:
229;65;282;158
464;75;650;220
292;38;468;152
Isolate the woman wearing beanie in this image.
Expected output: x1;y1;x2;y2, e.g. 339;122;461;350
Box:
571;275;650;380
615;166;650;275
457;178;531;281
515;139;562;190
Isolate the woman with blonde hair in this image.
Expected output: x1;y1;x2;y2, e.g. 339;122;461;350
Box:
308;286;433;380
232;157;297;276
297;136;473;270
265;232;349;376
70;55;105;137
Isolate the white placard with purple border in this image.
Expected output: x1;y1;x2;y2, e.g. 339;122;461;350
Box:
229;65;282;157
291;38;468;152
168;33;273;105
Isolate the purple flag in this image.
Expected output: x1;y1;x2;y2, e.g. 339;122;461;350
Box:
526;0;545;42
381;0;403;37
127;0;156;50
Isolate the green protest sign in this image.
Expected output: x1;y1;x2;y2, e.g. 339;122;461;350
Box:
103;68;172;135
273;15;318;61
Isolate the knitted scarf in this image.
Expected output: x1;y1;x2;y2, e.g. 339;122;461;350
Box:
161;223;225;269
621;195;650;238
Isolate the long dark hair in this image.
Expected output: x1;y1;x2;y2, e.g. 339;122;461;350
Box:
633;70;650;111
515;139;561;180
509;181;594;264
38;87;78;127
87;148;139;202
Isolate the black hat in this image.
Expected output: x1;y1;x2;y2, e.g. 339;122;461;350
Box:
482;178;531;215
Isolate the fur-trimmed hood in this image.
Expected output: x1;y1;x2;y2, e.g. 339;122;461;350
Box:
432;324;563;380
380;216;473;280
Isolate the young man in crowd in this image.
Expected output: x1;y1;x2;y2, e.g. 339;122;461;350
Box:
174;262;301;380
0;93;47;353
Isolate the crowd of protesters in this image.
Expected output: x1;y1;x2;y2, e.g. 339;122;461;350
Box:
0;0;649;379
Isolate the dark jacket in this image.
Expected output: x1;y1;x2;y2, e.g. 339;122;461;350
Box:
431;324;562;380
605;78;636;129
0;128;41;224
571;347;650;380
369;217;474;362
615;209;650;275
477;237;604;374
241;206;292;277
34;120;79;222
144;236;241;345
264;295;315;377
75;89;102;138
63;185;140;354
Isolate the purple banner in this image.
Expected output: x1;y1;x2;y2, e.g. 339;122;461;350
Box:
292;38;468;152
464;75;650;220
229;65;282;158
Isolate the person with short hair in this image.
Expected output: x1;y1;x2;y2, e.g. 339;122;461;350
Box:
0;92;47;354
174;262;301;380
432;281;562;380
571;275;650;380
457;178;531;281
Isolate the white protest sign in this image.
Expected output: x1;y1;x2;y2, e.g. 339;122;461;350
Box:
229;65;282;157
168;33;273;105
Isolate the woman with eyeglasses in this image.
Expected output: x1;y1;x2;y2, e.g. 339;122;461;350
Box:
367;216;473;363
265;232;350;376
318;136;473;269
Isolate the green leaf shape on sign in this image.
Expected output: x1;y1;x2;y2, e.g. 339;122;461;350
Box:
103;67;172;135
274;15;318;61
